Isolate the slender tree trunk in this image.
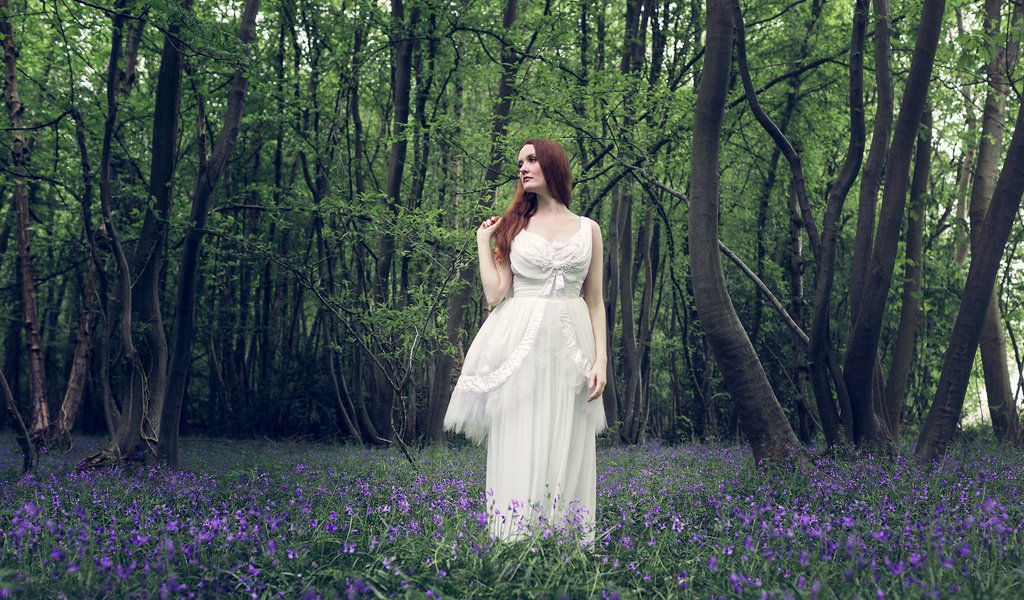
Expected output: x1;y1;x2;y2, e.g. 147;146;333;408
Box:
849;0;894;318
615;0;649;443
916;100;1024;461
1;0;50;440
786;180;815;444
748;0;820;347
377;0;419;296
690;0;801;463
952;9;975;265
843;0;945;446
805;0;867;447
159;0;260;468
1;367;34;472
51;266;99;442
883;109;930;438
970;0;1020;444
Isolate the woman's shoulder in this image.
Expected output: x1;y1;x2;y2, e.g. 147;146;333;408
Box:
579;213;601;231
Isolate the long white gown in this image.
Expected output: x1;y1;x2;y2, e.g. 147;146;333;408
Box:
444;215;606;541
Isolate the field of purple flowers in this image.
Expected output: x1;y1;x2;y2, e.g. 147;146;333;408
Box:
1;434;1022;598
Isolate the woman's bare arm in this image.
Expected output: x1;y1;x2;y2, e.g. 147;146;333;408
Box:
478;216;513;307
581;219;607;401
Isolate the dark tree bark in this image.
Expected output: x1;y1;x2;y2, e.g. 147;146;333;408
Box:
79;0;153;467
70;107;118;444
159;0;261;468
2;367;34;472
849;0;894;318
377;0;419;296
916;99;1024;461
1;0;50;440
129;0;192;442
843;0;945;446
734;0;864;448
690;0;801;463
883;109;930;438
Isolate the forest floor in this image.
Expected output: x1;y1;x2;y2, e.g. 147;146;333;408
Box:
0;433;1021;598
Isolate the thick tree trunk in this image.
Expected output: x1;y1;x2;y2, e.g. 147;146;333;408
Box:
130;0;192;441
916;100;1024;461
882;109;930;438
2;0;50;440
843;0;945;446
689;0;801;463
159;0;260;468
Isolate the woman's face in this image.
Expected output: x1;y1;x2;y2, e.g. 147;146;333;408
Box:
517;144;548;197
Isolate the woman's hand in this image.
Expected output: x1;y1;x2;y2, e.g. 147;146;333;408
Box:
587;362;606;402
477;216;501;244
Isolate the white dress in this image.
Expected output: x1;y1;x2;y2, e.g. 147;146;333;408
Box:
444;215;607;541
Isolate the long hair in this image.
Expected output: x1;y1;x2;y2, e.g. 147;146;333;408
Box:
493;138;573;263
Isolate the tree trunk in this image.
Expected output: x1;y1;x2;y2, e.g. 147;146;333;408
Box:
843;0;945;446
615;0;649;443
849;0;894;318
952;9;975;265
882;109;930;438
376;0;419;297
159;0;260;468
51;265;100;442
1;0;50;441
806;0;867;447
689;0;801;463
130;0;192;442
970;0;1020;444
1;367;35;472
787;184;814;445
916;99;1024;461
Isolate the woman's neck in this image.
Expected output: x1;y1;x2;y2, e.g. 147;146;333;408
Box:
532;193;568;215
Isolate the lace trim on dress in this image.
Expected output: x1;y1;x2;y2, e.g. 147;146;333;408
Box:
453;301;546;394
453;302;593;394
560;311;594;381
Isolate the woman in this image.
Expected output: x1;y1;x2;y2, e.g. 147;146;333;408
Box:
444;138;607;542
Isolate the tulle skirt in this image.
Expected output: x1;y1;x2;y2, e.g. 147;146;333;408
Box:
444;296;606;541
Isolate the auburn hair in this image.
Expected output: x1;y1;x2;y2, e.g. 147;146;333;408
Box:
493;138;573;263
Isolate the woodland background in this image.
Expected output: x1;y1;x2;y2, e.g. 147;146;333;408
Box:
1;0;1023;468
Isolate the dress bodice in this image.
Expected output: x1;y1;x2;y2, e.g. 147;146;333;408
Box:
510;216;592;298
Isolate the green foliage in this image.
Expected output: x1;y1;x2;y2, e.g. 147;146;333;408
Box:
0;0;1021;444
